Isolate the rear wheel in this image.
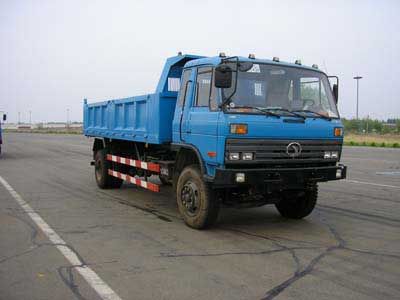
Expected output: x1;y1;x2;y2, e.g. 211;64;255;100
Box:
176;165;220;229
275;183;318;219
94;149;123;189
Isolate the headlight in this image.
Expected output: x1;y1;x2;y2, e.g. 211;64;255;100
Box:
324;151;339;159
242;152;254;160
229;152;240;160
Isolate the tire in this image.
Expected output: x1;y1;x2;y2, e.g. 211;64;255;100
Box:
176;165;220;229
94;149;123;189
275;183;318;219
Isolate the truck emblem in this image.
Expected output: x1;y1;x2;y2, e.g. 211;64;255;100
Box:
286;142;302;158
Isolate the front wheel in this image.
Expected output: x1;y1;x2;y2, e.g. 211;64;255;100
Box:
275;183;318;219
176;165;220;229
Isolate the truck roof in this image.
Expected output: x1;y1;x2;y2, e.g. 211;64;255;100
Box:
183;55;326;74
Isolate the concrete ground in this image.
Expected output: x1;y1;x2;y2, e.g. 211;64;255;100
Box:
0;132;399;300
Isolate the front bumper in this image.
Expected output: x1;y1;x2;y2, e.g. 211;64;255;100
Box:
210;164;347;188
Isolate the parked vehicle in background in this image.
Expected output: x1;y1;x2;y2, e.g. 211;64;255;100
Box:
83;53;347;229
0;112;6;155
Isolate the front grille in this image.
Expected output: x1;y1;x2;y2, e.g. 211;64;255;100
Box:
225;139;342;166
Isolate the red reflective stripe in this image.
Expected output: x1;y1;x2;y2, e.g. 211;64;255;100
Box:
106;154;160;173
107;169;160;192
147;163;160;172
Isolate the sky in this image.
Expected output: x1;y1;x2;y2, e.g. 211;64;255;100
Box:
0;0;399;123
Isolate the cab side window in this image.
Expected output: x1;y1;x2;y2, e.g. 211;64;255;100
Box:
178;69;192;107
195;67;212;107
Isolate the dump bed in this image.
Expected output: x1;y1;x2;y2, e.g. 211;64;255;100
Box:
83;54;203;145
83;93;176;144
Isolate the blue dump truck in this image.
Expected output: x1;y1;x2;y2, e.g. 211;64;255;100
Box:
83;53;347;229
0;112;6;155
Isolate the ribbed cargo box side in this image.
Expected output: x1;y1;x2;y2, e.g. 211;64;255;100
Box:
83;93;176;145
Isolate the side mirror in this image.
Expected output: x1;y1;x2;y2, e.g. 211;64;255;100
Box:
333;83;338;103
215;65;232;88
328;76;339;104
2;114;6;121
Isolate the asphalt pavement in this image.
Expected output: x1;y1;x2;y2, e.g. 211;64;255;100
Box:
0;132;399;300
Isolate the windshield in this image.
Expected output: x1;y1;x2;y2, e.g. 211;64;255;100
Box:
222;63;339;118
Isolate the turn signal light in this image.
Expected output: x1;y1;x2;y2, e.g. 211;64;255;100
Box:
334;127;343;137
230;124;248;134
207;151;217;158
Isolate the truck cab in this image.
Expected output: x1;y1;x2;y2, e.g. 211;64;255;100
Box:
170;54;346;225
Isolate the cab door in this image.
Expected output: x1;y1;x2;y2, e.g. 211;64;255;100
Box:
172;68;194;143
184;66;220;165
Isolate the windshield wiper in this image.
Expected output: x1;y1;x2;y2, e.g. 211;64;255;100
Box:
230;106;281;118
292;109;332;120
264;108;306;119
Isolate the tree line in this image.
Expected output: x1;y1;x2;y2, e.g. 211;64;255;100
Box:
342;118;400;134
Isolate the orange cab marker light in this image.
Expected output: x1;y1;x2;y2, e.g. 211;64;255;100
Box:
207;151;217;158
230;124;248;134
334;127;343;137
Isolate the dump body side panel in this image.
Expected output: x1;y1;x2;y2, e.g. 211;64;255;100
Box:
83;93;176;144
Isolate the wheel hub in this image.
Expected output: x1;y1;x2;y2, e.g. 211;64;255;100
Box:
181;181;199;216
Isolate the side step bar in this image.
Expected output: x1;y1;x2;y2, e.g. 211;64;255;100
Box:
106;154;160;192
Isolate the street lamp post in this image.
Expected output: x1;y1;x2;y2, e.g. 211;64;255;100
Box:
67;109;70;130
353;76;363;120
